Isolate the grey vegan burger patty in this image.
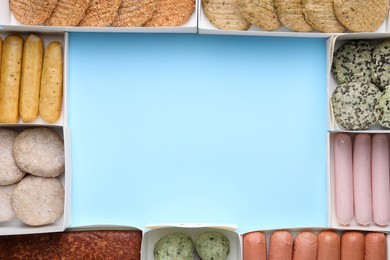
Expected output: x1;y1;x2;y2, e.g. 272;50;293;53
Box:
331;81;381;130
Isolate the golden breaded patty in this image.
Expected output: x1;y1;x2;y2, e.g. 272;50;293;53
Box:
334;0;388;32
144;0;195;27
203;0;250;30
79;0;121;27
112;0;155;27
44;0;90;26
10;0;57;25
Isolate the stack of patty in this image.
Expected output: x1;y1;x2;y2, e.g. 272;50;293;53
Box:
202;0;388;32
9;0;195;27
331;40;390;130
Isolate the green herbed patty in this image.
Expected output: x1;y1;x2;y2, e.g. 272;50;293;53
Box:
372;40;390;90
331;40;373;85
331;81;381;130
375;86;390;128
195;231;230;260
154;232;194;260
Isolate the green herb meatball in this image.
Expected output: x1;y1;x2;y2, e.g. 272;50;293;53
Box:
195;231;230;260
154;232;194;260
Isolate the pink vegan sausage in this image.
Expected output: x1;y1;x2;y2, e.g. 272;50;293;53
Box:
341;231;364;260
317;230;340;260
372;134;390;226
353;134;372;226
365;232;386;260
243;232;266;260
269;231;293;260
334;133;354;225
292;232;317;260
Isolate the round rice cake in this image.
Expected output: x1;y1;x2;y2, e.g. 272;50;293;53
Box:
13;128;65;178
112;0;155;27
144;0;195;27
239;0;282;31
333;0;388;32
0;129;26;185
0;184;16;222
9;0;57;25
195;231;230;260
331;40;373;84
154;232;194;260
274;0;313;32
78;0;121;27
331;82;381;130
372;40;390;89
11;175;64;226
202;0;251;30
302;0;346;33
44;0;91;26
375;86;390;128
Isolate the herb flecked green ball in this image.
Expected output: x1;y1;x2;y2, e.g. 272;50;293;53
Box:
154;232;194;260
195;231;230;260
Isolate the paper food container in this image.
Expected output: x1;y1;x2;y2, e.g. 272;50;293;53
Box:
0;31;71;235
241;228;390;259
0;0;198;33
198;1;388;38
55;225;390;259
328;33;390;132
141;225;241;260
328;132;390;232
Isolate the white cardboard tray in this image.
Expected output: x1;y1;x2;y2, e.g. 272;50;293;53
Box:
0;0;198;33
0;31;71;235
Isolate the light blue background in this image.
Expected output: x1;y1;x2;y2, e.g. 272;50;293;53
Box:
68;33;328;233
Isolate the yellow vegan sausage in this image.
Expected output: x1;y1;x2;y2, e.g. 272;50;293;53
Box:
0;35;24;123
39;41;63;123
19;34;44;123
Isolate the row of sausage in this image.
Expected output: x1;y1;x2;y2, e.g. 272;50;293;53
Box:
334;133;390;227
243;230;386;260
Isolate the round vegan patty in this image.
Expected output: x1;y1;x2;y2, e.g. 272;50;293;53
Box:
11;175;64;226
331;40;373;84
372;40;390;89
0;129;26;185
154;232;194;260
13;128;65;178
331;81;381;130
375;86;390;128
195;231;230;260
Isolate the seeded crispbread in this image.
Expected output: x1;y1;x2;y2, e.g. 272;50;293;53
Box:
10;0;57;25
238;0;282;31
203;0;250;30
372;40;390;89
333;0;388;32
11;175;64;226
302;0;346;33
331;82;381;130
78;0;121;27
144;0;195;27
331;40;373;84
111;0;155;27
0;129;25;185
274;0;313;32
44;0;91;26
